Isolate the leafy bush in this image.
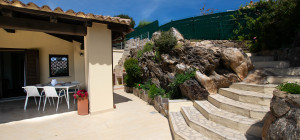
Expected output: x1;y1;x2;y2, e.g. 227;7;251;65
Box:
137;42;154;58
142;80;152;90
168;69;196;99
232;0;300;52
154;51;161;62
154;30;177;54
124;58;142;87
148;84;165;99
276;82;300;94
135;83;142;89
174;43;183;49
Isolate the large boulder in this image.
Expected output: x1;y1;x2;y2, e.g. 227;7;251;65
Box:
151;31;161;41
220;48;253;80
262;90;300;140
195;71;217;94
210;71;240;89
179;79;209;101
170;27;184;41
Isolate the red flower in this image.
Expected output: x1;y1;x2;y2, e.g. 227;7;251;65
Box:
74;89;88;99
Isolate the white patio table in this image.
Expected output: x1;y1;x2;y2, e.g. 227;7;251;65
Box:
23;84;79;109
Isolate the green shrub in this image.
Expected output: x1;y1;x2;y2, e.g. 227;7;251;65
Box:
142;80;152;90
124;58;142;87
154;30;177;54
232;0;299;52
168;69;196;99
135;83;143;89
137;42;154;58
276;82;300;94
174;43;183;49
154;51;161;62
143;42;154;52
148;84;165;99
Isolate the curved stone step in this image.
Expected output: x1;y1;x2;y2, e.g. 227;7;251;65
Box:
253;61;289;68
267;76;300;84
219;88;272;106
250;56;274;62
264;67;300;76
169;112;210;140
180;106;259;140
208;94;269;120
194;101;263;137
230;82;277;94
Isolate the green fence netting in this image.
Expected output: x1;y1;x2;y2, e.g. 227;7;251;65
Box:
126;11;244;40
126;20;159;40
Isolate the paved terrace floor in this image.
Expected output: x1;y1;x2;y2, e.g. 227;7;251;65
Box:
0;88;172;140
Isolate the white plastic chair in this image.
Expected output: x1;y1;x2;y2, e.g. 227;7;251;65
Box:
24;86;47;111
43;86;67;112
69;81;80;104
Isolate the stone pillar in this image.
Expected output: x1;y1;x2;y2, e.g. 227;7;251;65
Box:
84;23;113;114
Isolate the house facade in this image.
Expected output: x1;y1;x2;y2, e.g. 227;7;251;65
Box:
0;0;131;113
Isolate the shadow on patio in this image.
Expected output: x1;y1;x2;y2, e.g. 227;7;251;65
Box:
0;97;77;124
0;92;131;124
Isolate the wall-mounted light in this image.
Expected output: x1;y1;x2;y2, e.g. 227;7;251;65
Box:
80;53;84;56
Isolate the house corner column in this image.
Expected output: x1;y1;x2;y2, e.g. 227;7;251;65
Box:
84;23;113;114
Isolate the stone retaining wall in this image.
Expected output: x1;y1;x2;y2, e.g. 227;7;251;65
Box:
132;88;169;117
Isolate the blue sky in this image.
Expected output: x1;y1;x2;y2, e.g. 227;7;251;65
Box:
20;0;259;27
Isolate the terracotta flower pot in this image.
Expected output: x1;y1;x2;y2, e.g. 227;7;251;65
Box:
77;97;89;115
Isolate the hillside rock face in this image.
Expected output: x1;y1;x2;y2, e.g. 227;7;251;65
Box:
127;28;252;100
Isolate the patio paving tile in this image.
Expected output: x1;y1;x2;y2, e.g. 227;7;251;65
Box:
0;89;172;140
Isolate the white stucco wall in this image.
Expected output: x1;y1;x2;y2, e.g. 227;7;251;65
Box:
0;29;85;86
85;23;113;113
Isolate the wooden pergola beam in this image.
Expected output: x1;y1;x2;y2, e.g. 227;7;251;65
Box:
0;16;87;36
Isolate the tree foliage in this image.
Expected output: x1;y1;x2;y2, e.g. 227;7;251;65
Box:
115;14;136;28
232;0;299;52
137;20;152;28
200;4;218;15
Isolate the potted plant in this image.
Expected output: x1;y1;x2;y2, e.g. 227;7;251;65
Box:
73;89;89;115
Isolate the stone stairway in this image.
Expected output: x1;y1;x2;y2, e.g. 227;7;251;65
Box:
168;54;300;140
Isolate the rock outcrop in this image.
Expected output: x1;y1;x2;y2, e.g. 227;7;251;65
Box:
125;28;252;100
195;71;217;94
179;79;209;100
220;47;253;80
262;90;300;140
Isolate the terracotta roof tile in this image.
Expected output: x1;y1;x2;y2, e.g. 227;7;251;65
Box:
0;0;131;26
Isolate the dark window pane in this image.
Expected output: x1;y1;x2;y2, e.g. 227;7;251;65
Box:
49;55;69;77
